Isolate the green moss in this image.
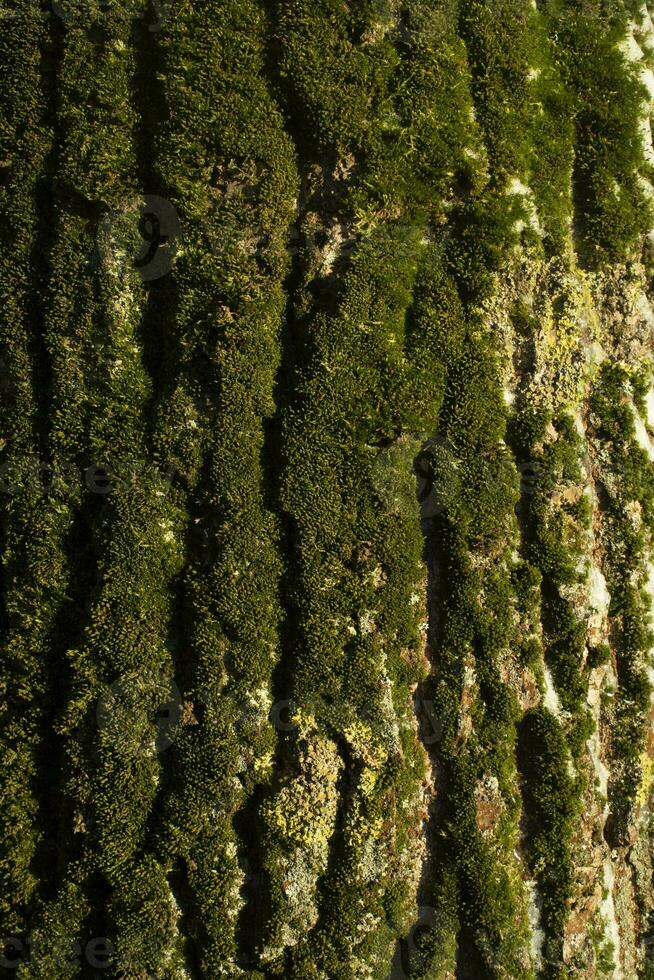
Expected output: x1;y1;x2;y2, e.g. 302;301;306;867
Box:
589;361;654;836
545;0;653;267
587;643;611;669
413;279;532;973
0;1;55;936
145;0;301;973
3;0;652;973
459;0;546;189
4;2;194;973
518;708;577;974
509;405;592;741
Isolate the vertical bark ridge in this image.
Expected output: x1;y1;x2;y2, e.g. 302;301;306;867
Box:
147;1;299;975
0;0;55;941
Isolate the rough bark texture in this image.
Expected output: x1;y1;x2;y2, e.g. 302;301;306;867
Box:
1;1;654;978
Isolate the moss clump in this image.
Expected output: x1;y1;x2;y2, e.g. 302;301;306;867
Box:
587;643;611;669
509;405;592;734
145;0;300;974
518;707;577;976
589;362;654;840
545;0;653;267
0;0;55;939
254;4;487;971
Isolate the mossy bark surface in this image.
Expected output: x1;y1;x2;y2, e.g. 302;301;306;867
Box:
1;1;654;978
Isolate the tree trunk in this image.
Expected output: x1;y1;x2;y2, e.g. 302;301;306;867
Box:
1;1;653;978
